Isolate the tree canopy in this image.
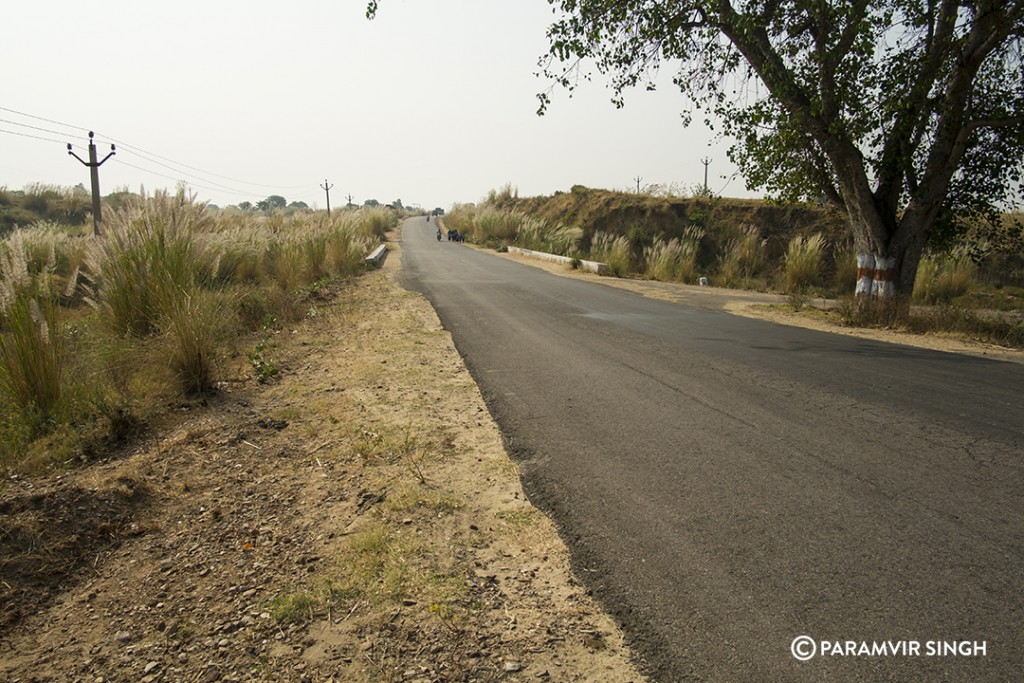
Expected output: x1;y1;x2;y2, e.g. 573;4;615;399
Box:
542;1;1024;296
257;195;288;211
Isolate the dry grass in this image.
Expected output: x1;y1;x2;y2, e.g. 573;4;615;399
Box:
0;189;388;473
783;233;827;293
716;225;766;288
643;225;704;283
590;231;633;276
914;250;975;304
831;242;859;295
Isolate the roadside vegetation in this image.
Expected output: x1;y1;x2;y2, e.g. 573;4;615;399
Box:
0;187;397;475
445;184;1024;349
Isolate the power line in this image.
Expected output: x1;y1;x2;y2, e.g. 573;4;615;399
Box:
0;127;71;146
0;105;90;134
114;159;258;198
98;136;314;191
0;117;82;140
1;104;317;194
114;148;259;196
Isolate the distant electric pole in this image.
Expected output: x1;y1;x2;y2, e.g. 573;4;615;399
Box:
701;157;711;195
321;179;334;216
346;193;354;209
67;131;115;236
634;176;643;193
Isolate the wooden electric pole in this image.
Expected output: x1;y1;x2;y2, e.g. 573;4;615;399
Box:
321;179;334;216
634;176;643;194
67;131;115;236
701;157;711;195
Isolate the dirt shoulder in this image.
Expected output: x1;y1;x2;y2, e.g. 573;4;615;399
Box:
0;232;645;682
495;249;1024;366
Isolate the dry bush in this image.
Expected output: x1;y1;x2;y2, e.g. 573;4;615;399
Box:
515;218;582;256
83;190;215;336
472;207;525;245
0;187;388;471
0;292;64;436
914;250;975;304
163;290;226;395
783;233;827;293
831;242;859;295
716;225;766;288
644;225;704;283
589;231;632;276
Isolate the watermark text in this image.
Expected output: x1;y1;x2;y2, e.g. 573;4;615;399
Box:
791;636;987;661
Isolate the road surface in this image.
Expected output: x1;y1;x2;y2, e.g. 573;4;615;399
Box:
400;217;1024;682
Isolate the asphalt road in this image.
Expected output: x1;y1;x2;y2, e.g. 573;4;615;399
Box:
399;217;1024;682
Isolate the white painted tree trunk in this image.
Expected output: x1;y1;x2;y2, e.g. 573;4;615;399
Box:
855;253;898;298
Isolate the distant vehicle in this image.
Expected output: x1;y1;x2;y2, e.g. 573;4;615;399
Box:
432;208;445;216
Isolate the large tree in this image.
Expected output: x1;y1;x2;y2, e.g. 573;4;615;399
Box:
369;1;1024;302
536;0;1024;302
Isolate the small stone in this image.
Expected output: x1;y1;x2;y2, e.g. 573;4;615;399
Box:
503;661;523;673
144;661;159;673
114;631;133;643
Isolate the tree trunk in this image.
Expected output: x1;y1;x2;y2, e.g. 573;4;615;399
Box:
851;211;928;318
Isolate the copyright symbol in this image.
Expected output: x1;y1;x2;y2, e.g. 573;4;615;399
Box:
791;635;816;661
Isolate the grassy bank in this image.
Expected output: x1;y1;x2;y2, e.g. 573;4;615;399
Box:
0;190;398;474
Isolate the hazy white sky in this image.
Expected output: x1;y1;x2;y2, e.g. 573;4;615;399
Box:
2;0;752;210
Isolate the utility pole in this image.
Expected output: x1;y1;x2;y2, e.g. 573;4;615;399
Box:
701;157;711;195
346;193;354;209
321;179;334;216
67;131;115;236
634;176;643;194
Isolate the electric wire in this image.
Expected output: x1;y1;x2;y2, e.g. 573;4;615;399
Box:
0;117;79;139
1;104;319;196
0;106;90;134
113;148;260;197
100;136;314;191
114;159;255;198
0;127;70;146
